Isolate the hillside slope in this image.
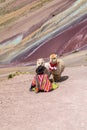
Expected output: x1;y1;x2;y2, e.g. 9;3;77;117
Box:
0;0;87;65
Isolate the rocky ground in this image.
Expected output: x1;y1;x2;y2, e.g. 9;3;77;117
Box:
0;50;87;130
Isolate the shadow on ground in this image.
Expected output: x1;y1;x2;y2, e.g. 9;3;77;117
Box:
60;75;69;82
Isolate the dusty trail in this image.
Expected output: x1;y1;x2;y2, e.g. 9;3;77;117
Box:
0;65;87;130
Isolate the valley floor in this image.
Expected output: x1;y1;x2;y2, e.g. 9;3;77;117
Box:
0;50;87;130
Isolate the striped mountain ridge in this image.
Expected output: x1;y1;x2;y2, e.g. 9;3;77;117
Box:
0;0;87;65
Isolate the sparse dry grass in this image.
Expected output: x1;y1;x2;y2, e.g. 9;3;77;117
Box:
0;0;53;27
8;71;31;79
0;65;36;77
0;0;6;3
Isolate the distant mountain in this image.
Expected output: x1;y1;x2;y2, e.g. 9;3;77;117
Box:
0;0;87;65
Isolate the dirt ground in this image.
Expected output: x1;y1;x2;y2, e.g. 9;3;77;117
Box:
0;50;87;130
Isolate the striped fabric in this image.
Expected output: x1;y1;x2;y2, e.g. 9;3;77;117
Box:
32;74;52;92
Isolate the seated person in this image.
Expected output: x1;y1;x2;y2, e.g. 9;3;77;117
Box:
30;65;58;93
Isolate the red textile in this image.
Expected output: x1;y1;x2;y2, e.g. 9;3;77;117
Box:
49;62;58;71
50;62;58;67
32;74;52;92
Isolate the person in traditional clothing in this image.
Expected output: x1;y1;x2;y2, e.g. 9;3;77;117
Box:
30;65;58;93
